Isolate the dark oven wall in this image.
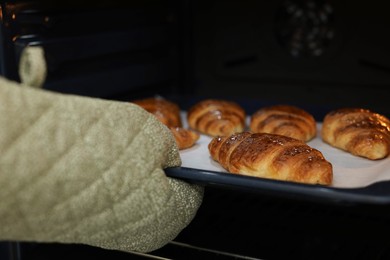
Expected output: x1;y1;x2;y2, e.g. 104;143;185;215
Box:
192;0;390;119
0;0;192;100
2;0;390;118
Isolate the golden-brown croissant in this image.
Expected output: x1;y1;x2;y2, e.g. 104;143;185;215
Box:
132;97;199;150
208;131;333;185
321;108;390;160
187;99;246;137
169;126;200;150
250;105;317;142
132;97;182;128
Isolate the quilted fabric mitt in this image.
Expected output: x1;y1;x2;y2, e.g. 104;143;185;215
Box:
0;76;204;253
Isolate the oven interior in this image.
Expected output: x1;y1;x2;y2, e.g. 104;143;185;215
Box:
1;0;390;259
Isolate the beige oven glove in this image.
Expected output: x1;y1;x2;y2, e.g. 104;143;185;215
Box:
0;76;204;253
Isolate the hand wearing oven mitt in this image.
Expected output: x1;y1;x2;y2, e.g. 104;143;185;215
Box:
0;46;204;253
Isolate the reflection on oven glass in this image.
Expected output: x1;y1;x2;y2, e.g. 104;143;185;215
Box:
275;0;335;58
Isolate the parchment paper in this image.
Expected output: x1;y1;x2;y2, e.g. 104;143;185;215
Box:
179;117;390;188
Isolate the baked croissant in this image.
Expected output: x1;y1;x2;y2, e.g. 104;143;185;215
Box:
208;131;333;185
132;97;182;128
132;97;199;150
250;105;317;142
169;126;201;150
321;108;390;160
187;99;246;137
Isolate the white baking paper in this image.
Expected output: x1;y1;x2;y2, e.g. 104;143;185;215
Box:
179;116;390;188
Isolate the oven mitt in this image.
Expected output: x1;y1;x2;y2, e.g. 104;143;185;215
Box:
0;76;204;253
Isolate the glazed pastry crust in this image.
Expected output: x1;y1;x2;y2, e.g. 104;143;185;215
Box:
250;105;317;142
132;97;199;150
187;99;246;137
208;132;333;185
132;97;182;128
321;108;390;160
169;127;200;150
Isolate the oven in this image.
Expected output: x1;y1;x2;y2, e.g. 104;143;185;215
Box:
1;0;390;259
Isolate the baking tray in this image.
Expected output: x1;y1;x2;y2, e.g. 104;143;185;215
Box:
165;167;390;205
165;122;390;206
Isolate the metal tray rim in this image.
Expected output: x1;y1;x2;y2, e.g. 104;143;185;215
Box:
165;166;390;206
